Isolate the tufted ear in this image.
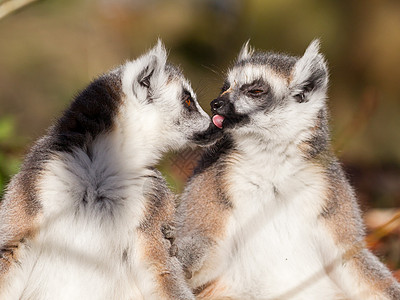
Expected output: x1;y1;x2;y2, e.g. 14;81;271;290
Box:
237;40;254;62
290;39;328;103
137;39;168;89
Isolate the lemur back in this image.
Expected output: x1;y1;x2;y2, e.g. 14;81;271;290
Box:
0;41;214;299
176;41;400;300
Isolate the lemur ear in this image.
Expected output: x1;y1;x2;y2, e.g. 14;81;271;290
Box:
138;39;168;89
290;39;328;103
237;40;254;62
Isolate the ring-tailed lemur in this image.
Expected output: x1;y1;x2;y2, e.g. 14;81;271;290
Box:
175;40;400;299
0;41;214;300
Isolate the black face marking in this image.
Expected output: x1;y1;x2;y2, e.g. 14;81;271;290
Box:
240;79;269;98
190;122;223;146
182;89;199;115
182;89;193;108
221;81;230;93
211;93;250;129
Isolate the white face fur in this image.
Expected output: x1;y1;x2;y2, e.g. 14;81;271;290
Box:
212;40;329;143
119;40;212;151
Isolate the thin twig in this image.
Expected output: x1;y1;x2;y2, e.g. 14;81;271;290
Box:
0;0;39;20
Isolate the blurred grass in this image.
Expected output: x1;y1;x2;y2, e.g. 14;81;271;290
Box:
0;117;23;198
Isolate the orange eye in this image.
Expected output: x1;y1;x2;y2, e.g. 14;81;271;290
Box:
250;89;263;94
185;98;191;107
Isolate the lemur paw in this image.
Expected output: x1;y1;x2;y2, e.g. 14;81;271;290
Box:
161;224;178;257
183;266;193;279
161;224;176;241
169;243;178;257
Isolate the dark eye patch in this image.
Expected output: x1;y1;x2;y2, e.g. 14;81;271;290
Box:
221;81;230;93
182;89;196;110
240;79;269;97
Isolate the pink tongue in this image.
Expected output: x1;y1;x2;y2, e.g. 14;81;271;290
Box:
212;115;225;129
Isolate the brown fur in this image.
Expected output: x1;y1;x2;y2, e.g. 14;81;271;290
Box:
0;169;42;282
194;279;232;300
138;172;193;300
317;156;400;298
176;163;233;278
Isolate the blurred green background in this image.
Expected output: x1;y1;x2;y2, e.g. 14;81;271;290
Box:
0;0;399;269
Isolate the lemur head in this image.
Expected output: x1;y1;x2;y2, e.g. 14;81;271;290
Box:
118;40;216;150
211;40;329;143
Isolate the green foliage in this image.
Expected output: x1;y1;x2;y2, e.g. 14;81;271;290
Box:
0;117;22;198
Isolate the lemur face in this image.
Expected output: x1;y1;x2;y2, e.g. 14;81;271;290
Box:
211;40;329;142
120;41;216;149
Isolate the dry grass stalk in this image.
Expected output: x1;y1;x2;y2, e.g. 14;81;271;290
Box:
0;0;39;20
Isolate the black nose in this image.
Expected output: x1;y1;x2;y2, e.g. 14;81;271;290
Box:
211;98;226;112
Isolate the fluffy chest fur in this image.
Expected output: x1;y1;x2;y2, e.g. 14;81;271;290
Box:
0;131;174;300
206;142;345;299
3;154;150;299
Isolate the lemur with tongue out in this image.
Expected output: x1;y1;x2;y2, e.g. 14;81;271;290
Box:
175;40;400;299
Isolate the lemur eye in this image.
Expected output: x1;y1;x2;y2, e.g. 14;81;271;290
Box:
248;89;265;96
182;90;193;108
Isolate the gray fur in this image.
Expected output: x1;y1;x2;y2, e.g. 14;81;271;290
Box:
236;51;298;78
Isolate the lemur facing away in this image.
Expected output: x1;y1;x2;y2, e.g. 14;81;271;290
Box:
176;40;400;299
0;41;215;300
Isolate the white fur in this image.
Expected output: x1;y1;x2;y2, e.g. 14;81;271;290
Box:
190;137;387;299
1;132;154;299
237;40;254;62
191;138;341;299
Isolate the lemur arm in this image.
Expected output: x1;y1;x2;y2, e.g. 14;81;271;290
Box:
174;233;214;279
331;245;400;300
137;180;195;300
0;174;40;287
320;164;400;299
175;168;232;279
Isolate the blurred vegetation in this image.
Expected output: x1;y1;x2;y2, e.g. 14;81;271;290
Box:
0;0;399;268
0;117;24;198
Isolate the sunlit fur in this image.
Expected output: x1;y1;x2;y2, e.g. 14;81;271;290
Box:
0;41;210;299
176;40;400;299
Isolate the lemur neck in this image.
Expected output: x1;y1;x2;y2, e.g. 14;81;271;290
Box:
230;133;309;181
102;118;165;172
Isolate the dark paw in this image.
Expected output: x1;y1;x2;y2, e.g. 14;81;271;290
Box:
183;265;192;279
161;224;176;241
170;243;178;257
